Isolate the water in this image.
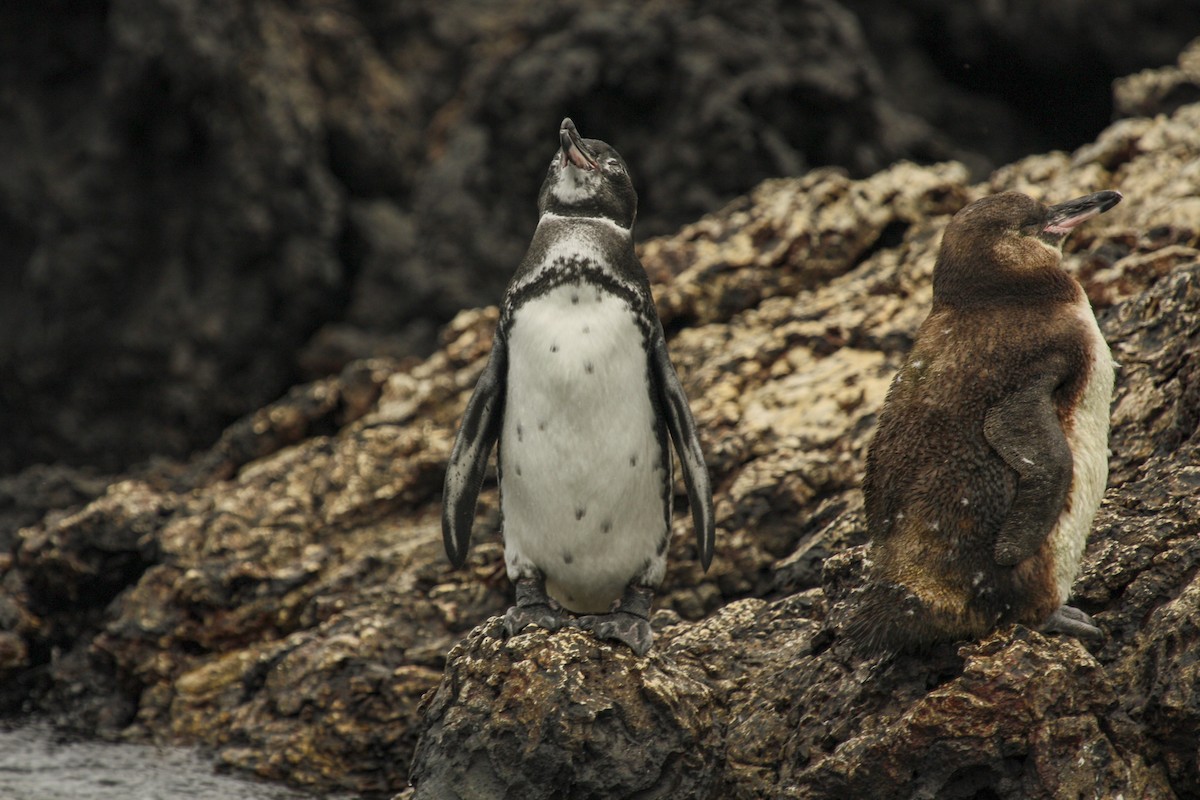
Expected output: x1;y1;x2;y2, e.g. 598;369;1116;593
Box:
0;720;323;800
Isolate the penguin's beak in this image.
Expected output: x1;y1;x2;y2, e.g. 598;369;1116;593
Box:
1043;190;1123;236
559;117;598;171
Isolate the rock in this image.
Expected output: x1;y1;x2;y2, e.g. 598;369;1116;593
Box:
0;465;112;551
788;630;1171;798
841;4;1200;176
0;0;350;472
3;3;1193;474
1115;38;1200;119
2;65;1200;800
411;619;719;800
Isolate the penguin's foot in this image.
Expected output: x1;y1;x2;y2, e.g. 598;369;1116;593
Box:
504;603;570;636
578;612;653;656
578;584;654;656
1040;604;1103;640
504;577;571;637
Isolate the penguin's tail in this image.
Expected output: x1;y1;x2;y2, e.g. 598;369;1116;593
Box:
836;581;943;656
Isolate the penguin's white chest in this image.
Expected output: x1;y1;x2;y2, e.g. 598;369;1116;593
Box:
1049;302;1115;602
500;282;668;612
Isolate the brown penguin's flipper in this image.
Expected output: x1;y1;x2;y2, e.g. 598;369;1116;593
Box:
578;583;654;656
1040;604;1103;640
504;575;571;636
983;363;1074;566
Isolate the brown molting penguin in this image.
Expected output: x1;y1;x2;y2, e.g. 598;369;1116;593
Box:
850;189;1123;653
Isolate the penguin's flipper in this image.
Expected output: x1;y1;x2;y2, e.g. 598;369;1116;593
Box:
982;366;1073;567
442;335;507;568
650;327;715;570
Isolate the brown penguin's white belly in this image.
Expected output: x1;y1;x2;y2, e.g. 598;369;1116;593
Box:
1048;301;1115;604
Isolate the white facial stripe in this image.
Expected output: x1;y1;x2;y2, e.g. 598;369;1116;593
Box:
1033;237;1064;258
538;212;630;236
551;164;602;204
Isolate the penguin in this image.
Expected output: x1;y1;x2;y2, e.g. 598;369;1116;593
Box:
850;189;1123;653
442;118;715;656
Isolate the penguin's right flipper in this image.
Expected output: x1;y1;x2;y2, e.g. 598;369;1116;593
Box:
442;335;507;568
650;327;715;571
983;362;1073;567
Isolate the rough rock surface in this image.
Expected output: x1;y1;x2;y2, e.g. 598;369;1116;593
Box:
2;1;1196;474
412;620;720;800
1115;38;1200;119
3;46;1200;800
844;0;1200;167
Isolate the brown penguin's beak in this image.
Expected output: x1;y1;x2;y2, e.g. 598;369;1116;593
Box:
559;117;598;171
1044;190;1123;235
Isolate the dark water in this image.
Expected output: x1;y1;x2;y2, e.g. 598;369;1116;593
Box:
0;721;326;800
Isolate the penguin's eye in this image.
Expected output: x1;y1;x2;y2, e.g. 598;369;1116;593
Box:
1019;217;1044;236
605;158;622;171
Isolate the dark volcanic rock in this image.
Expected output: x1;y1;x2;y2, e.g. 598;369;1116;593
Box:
6;2;1196;475
3;50;1200;800
0;0;946;473
0;0;353;472
844;0;1200;170
411;620;719;800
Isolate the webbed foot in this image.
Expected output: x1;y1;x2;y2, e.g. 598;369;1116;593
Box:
578;612;653;655
1040;604;1103;640
577;584;655;656
504;576;571;637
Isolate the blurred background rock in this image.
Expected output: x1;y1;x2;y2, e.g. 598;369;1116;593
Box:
2;0;1197;475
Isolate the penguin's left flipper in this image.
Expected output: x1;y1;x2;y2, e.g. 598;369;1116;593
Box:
983;362;1073;567
442;335;508;568
650;326;715;570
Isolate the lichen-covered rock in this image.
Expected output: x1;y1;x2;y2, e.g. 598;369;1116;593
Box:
411;620;719;800
1115;38;1200;119
789;630;1172;799
3;73;1200;799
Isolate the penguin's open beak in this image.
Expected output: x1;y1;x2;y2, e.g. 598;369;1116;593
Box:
559;117;598;171
1043;190;1123;235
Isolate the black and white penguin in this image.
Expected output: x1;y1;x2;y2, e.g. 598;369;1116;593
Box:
442;118;714;655
850;189;1123;653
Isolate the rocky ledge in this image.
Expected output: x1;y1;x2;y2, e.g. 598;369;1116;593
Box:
2;44;1199;800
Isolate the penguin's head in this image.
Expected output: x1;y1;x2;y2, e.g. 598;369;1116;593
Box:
933;189;1122;307
538;118;637;229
